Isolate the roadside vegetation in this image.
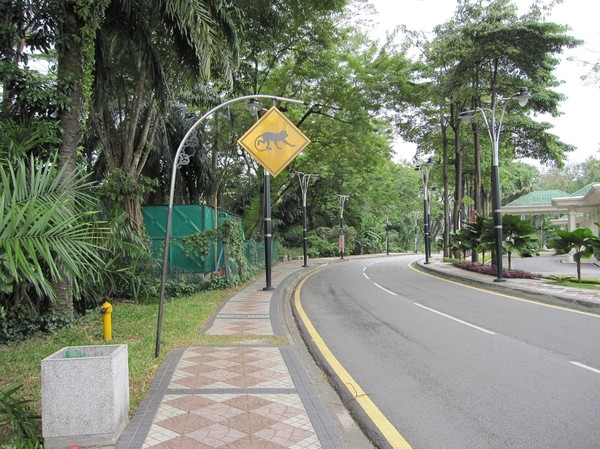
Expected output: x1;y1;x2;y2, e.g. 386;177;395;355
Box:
542;276;600;289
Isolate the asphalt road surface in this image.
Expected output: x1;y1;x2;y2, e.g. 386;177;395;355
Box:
299;255;600;449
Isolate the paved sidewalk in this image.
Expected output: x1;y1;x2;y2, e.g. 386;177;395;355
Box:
116;259;358;449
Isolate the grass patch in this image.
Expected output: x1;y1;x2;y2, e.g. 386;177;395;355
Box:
0;283;287;417
542;275;600;290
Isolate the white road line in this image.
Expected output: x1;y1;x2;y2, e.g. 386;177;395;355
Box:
414;303;496;335
374;283;397;296
363;272;370;280
570;361;600;375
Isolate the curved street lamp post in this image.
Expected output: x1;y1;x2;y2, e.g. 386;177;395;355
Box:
459;87;531;282
416;158;434;264
385;206;390;256
155;94;307;357
290;170;319;267
334;194;350;259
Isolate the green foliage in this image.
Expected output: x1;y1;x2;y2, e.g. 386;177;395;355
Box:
306;226;357;257
450;229;475;260
78;211;159;306
0;119;61;167
100;169;158;208
0;156;106;305
450;214;538;266
0;383;41;447
547;227;599;281
164;279;204;299
0;306;71;344
208;273;232;291
450;215;491;260
547;228;597;258
502;214;539;270
180;229;217;259
307;230;336;258
173;217;254;288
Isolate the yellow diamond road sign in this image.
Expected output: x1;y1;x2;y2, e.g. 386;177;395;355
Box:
238;106;311;177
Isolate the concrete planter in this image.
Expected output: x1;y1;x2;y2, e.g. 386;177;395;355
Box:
41;345;129;449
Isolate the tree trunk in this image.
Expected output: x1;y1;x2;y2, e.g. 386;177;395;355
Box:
53;3;85;320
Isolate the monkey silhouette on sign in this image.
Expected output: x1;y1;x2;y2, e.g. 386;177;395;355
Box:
254;130;295;151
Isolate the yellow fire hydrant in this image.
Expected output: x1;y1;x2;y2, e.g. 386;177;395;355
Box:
100;301;113;342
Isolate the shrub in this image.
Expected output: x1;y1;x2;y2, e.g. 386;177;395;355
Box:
0;306;71;344
0;383;41;448
453;261;541;279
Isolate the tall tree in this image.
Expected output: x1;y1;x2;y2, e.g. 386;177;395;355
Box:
415;0;579;255
89;0;240;231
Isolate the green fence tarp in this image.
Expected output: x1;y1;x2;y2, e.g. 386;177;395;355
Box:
142;205;276;274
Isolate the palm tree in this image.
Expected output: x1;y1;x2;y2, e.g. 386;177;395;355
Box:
547;228;598;282
502;214;539;270
89;0;240;231
51;0;241;316
0;156;105;316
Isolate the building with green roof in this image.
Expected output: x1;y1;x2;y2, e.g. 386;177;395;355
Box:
502;183;600;233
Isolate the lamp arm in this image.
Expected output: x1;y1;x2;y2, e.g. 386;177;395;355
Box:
475;107;495;143
496;99;512;142
169;94;305;209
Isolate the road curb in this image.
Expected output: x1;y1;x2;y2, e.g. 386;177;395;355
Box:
414;260;600;314
289;263;397;449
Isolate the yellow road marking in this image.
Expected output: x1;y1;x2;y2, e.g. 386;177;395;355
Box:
295;269;413;449
408;261;600;319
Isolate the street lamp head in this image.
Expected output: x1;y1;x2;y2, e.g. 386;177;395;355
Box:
246;98;262;117
415;157;434;172
459;107;476;124
513;87;531;107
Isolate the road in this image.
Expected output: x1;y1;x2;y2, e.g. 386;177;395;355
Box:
298;255;600;449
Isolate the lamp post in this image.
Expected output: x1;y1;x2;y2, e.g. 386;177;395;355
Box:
459;87;531;282
415;158;434;264
290;170;319;267
155;94;307;357
411;211;420;253
246;99;277;291
385;206;390;255
334;194;350;259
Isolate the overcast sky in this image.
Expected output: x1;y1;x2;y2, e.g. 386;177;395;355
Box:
366;0;600;166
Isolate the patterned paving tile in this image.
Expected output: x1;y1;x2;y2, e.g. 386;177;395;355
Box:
143;394;320;449
169;347;294;390
219;302;271;314
204;319;273;336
